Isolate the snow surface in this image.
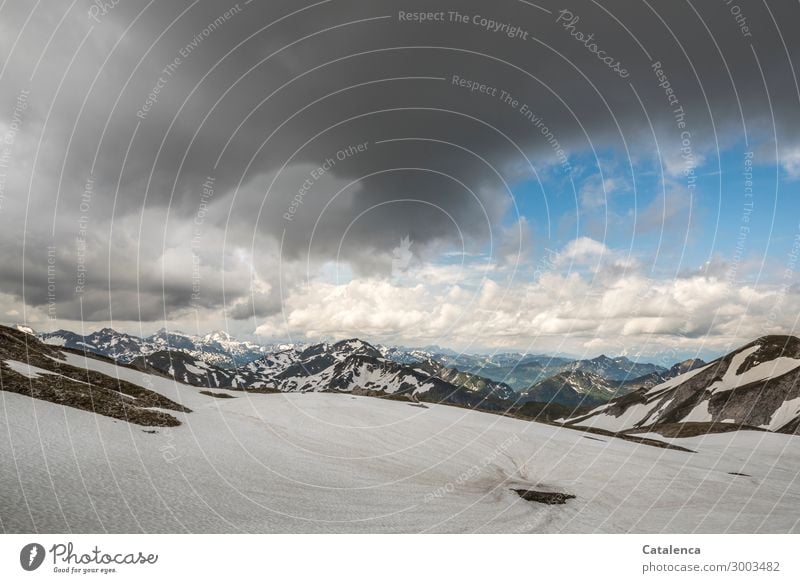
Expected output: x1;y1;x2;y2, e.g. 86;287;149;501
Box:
570;403;653;433
183;362;208;376
709;351;800;394
764;397;800;431
3;360;58;379
681;400;712;423
1;353;799;533
645;362;713;396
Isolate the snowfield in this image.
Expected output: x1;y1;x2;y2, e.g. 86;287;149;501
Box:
706;346;800;395
1;353;799;533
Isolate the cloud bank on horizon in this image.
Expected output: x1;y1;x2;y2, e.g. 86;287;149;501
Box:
1;0;799;357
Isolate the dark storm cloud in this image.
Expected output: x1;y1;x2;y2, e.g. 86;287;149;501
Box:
1;0;799;320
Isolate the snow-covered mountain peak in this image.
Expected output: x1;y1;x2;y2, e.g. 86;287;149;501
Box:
203;329;233;343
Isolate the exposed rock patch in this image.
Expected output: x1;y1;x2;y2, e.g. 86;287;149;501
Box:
512;489;576;504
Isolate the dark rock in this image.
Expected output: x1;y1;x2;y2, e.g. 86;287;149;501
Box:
512;489;576;504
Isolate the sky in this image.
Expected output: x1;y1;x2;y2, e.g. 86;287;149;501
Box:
1;0;800;361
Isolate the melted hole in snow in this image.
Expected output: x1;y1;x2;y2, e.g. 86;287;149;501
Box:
512;489;576;504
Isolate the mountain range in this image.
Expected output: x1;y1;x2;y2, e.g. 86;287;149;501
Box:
34;325;681;399
29;325;687;410
4;323;797;435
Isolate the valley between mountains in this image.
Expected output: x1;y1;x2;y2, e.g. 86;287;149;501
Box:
1;324;799;533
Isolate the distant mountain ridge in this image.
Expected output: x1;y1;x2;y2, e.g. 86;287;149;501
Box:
424;352;669;390
517;358;709;408
569;354;668;380
521;370;624;408
615;358;707;391
38;327;290;368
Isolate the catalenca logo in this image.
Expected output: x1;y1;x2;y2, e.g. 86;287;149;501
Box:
20;543;46;571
